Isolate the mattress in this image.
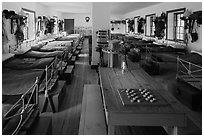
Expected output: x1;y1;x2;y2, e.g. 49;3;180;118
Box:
152;52;201;65
55;36;77;41
39;41;72;51
21;50;64;58
3;57;54;70
2;68;43;95
148;46;186;53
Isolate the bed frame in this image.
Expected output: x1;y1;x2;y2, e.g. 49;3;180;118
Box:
3;77;39;135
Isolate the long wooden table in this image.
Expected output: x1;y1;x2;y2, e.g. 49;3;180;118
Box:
99;66;187;135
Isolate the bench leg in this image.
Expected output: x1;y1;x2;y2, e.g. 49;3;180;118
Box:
108;125;115;135
41;96;56;113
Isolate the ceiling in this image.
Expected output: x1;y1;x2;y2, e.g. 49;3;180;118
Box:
39;2;160;15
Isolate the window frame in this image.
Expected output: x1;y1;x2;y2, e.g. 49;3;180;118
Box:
166;8;186;41
21;8;36;41
145;13;156;37
125;18;130;33
134;16;140;34
174;12;185;41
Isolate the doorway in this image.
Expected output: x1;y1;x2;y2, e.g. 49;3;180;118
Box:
64;19;74;34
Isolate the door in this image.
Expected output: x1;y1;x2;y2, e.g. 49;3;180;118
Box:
64;19;74;34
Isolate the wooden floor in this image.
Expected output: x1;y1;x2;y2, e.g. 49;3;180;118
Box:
49;38;201;135
51;38;98;134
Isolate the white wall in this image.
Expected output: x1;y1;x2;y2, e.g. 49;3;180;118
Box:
92;2;110;65
124;2;202;53
110;23;125;34
2;2;62;19
124;2;201;19
62;13;92;27
2;2;63;54
110;14;125;34
2;2;37;13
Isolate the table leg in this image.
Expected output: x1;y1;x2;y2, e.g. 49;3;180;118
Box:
164;126;178;135
108;125;115;135
172;126;178;135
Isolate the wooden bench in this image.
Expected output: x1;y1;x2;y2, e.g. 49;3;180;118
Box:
57;61;67;79
64;53;72;63
64;65;74;84
74;50;80;60
39;80;66;113
68;56;76;68
79;84;107;135
175;79;202;111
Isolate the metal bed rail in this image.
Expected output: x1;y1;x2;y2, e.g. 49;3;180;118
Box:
44;56;59;97
3;77;39;135
176;56;202;79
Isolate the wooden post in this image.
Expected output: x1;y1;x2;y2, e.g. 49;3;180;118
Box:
108;125;115;135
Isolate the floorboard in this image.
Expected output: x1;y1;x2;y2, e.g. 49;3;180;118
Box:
51;38;98;135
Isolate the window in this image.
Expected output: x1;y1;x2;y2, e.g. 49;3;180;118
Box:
145;14;156;37
125;18;129;33
150;16;155;36
174;12;185;41
166;8;185;41
21;8;36;41
134;16;140;34
53;16;58;34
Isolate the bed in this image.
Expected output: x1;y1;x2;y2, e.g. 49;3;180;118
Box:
175;51;202;110
2;57;59;130
2;55;59;95
2;68;43;96
15;50;64;59
176;51;202;91
55;34;81;48
149;44;187;63
2;76;40;135
55;34;81;41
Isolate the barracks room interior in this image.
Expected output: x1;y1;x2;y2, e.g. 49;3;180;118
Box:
1;1;202;135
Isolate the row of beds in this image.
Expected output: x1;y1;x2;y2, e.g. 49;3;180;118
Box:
2;34;84;135
121;35;202;109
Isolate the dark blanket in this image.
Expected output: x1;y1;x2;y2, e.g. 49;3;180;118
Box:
179;52;202;66
3;57;54;70
148;46;186;53
2;69;43;95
